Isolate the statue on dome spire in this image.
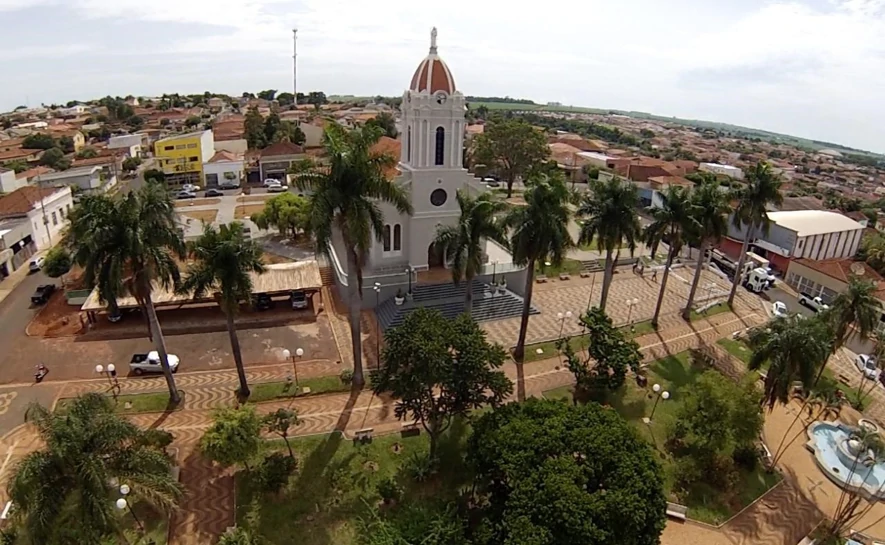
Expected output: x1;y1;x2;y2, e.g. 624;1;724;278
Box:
429;27;438;54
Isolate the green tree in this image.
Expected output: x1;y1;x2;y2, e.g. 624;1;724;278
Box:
433;191;508;314
277;92;295;106
294;124;412;386
563;308;641;402
263;112;282;145
468;399;667;545
122;156;142;172
263;408;299;459
3;159;28;173
727;161;783;307
506;172;573;361
643;185;698;327
75;146;98;159
823;276;881;361
577;176;641;310
683;181;730;320
8;394;181;545
244;106;266;149
306;91;327;107
38;147;66;168
58;136;75;154
365;112;398;138
472;118;549;197
200;406;263;470
185;115;201;128
180;223;266;398
276;120;306;146
127;115;144;129
250;193;311;241
42;246;72;279
65;185;186;402
257;89;277;101
144;168;165;183
22;133;56;150
372;309;512;458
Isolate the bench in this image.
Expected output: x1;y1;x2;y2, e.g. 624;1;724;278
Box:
838;373;851;386
665;502;688;521
536;275;548;283
401;421;420;436
579;270;592;278
354;428;374;442
558;273;571;281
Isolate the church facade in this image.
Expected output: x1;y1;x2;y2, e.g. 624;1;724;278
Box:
327;29;526;308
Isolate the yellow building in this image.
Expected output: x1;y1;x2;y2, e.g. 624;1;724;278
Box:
153;130;215;187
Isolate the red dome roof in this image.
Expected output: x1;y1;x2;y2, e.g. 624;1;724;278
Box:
409;28;456;95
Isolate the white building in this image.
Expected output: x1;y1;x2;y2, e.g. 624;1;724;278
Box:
328;28;524;308
108;134;145;158
40;165;117;194
700;162;744;180
0;168;26;193
577;151;614;169
0;185;74;251
59;104;88;117
203;151;244;187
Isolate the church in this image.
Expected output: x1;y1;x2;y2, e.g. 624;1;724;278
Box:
326;29;531;328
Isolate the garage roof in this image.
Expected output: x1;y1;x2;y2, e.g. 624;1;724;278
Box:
767;210;863;238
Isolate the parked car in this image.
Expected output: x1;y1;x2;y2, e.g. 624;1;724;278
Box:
772;301;788;318
204;188;224;197
290;290;308;310
798;293;829;313
130;351;180;375
181;183;200;192
267;184;289;193
29;256;45;272
254;293;274;311
855;354;880;382
263;179;282;188
176;190;197;199
219;180;240;189
30;284;56;305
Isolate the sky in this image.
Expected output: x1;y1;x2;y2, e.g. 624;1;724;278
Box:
1;0;884;152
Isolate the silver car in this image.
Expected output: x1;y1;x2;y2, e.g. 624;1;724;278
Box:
130;351;180;375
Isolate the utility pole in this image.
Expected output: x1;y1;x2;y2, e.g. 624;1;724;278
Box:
292;28;298;104
35;174;52;248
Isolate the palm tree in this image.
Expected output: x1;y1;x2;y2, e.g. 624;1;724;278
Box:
506;173;573;361
682;181;730;320
434;191;509;313
67;184;186;402
643;186;698;327
179;222;266;398
727;161;783;307
294;124;413;386
8;394;182;545
66;194;123;318
576;177;641;310
817;276;881;388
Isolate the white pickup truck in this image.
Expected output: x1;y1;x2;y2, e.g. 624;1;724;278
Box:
798;293;829;313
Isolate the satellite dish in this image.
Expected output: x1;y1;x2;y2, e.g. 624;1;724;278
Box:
851;262;865;276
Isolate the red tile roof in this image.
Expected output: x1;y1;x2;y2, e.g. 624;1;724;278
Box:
371;136;401;179
207;150;242;163
792;258;885;298
15;166;53;180
259;141;305;158
0;148;41;161
0;186;63;217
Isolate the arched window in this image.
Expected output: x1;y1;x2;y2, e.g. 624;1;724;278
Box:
393;224;402;251
407;126;411;162
382;225;391;252
435;127;445;166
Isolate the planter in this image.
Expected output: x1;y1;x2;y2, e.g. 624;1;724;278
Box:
394;296;405;306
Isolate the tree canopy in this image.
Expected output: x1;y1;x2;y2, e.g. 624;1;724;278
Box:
41;246;72;279
365;112;398;139
200;406;263;469
371;308;512;458
468;399;667;545
22;133;57;150
250;192;311;241
471;118;549;197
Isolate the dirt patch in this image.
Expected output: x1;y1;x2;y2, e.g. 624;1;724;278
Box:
63;266;87;290
234;203;266;219
174;198;221;208
237;195;273;203
262;252;293;265
27;291;85;337
180;209;219;223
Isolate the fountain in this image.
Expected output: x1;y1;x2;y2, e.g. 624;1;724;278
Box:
806;421;885;501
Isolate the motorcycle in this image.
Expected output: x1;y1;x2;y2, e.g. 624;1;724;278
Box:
34;364;48;383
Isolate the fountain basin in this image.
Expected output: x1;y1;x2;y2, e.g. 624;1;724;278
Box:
806;421;885;501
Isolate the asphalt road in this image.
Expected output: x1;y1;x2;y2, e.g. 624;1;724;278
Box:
0;269;50;364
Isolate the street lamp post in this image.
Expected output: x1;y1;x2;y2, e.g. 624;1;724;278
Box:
626;298;640;331
556;311;573;341
405;266;415;298
116;484;145;534
373;283;382;365
644;383;670;424
281;348;303;385
491;260;498;286
95;364;119;400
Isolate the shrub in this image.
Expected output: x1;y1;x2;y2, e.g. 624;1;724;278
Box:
138;428;174;450
733;444;759;471
340;368;354;385
404;452;436;483
376;477;401;504
257;452;297;493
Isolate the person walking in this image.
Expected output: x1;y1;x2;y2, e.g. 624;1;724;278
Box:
651;269;658;282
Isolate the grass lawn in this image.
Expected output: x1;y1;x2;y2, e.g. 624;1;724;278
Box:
55;391;185;414
236;423;472;545
534;258;585;277
115;502;168;545
246;376;350;403
543;350;782;525
717;338;753;366
234;203;266;220
518;321;655;363
690;303;731;321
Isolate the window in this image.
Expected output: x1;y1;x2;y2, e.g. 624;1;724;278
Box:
51;212;57;226
67;204;71;212
175;144;186;150
393;225;402;251
59;208;65;220
186;143;197;149
430;188;447;207
435;127;445;166
205;173;219;184
407;126;411;163
383;225;391;252
189;156;199;162
164;145;174;151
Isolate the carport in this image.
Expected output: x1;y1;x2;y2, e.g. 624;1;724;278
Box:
80;261;324;322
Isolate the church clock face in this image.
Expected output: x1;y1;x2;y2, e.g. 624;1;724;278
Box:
435;93;447;105
430;188;448;207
